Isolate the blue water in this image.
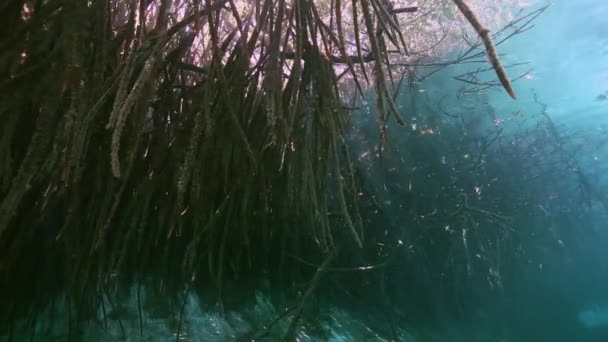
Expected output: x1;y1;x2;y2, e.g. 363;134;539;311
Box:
492;0;608;127
348;0;608;340
3;1;607;341
444;0;608;339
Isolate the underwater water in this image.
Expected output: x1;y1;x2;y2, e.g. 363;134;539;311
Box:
483;1;608;339
479;2;607;341
3;1;608;341
345;0;608;339
5;285;427;341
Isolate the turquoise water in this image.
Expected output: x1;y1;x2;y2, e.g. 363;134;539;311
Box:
3;1;608;341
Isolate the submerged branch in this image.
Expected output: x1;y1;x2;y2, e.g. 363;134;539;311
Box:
452;0;517;99
285;251;335;341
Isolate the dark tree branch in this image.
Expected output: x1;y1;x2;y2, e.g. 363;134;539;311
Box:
391;6;418;14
